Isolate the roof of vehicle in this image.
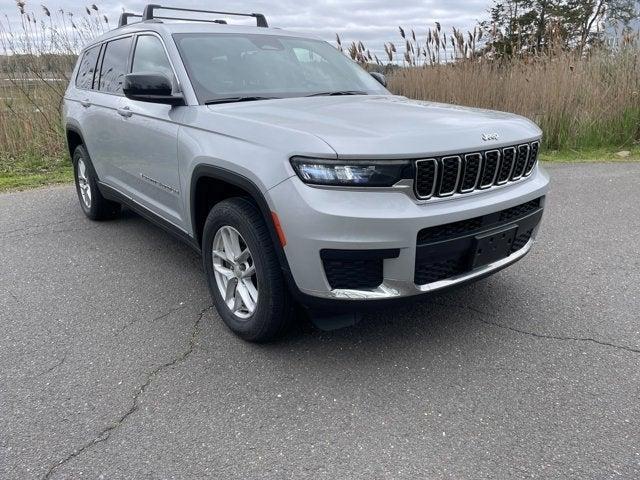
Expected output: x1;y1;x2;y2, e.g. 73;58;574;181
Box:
85;21;320;51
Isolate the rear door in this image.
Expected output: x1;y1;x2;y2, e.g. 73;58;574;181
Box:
115;33;184;228
69;43;109;179
85;35;134;187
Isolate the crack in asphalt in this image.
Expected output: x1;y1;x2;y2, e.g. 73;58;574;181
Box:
41;305;212;480
0;225;100;241
430;301;640;355
38;354;67;376
115;304;188;337
0;218;82;236
3;288;20;304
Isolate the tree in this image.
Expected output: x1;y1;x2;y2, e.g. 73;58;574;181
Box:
482;0;639;56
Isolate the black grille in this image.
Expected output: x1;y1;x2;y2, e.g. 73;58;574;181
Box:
498;198;541;222
439;157;461;196
418;217;484;244
415;159;437;199
418;197;542;245
512;144;530;180
524;141;539;176
415;257;467;284
512;229;533;252
480;150;500;188
414;141;541;199
322;258;382;290
460;153;482;192
414;198;543;285
497;147;516;184
321;249;400;290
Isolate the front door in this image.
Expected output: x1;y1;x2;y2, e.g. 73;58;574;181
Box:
115;34;184;229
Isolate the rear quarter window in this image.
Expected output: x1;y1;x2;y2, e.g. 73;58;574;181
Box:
98;36;133;94
75;45;100;90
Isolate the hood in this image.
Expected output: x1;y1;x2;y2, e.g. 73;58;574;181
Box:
208;95;542;157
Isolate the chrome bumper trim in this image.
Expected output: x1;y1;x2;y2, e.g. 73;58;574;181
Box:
324;238;535;300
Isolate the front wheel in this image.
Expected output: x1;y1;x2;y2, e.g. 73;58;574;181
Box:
202;198;294;342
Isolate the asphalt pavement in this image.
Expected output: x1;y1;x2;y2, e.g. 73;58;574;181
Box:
1;162;639;479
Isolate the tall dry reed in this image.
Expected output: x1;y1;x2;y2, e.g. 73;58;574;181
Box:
388;47;639;150
0;3;638;160
0;3;106;159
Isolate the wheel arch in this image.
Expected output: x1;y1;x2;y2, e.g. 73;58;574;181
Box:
65;124;85;160
190;165;292;277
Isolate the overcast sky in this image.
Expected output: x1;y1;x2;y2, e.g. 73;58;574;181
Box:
1;0;491;52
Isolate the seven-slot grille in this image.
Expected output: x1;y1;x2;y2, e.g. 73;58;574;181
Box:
415;141;540;199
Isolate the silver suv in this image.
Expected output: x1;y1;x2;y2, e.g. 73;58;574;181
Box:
62;5;550;341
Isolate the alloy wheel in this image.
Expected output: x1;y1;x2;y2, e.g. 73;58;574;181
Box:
76;157;92;209
212;226;258;319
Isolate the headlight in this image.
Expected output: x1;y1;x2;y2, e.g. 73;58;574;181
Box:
290;157;412;187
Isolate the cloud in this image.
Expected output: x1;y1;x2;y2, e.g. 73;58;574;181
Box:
0;0;489;52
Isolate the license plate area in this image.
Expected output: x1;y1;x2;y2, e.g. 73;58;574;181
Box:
471;225;518;268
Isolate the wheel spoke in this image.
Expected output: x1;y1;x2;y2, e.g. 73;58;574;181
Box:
213;263;234;279
232;290;244;312
242;278;258;303
241;264;255;278
212;249;231;263
228;229;242;260
221;229;238;264
236;248;250;263
237;282;255;312
224;277;237;302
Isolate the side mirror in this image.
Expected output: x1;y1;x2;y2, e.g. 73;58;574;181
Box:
370;72;387;87
123;73;184;106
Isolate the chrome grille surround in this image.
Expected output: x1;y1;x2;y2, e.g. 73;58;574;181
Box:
460;153;482;193
496;146;516;185
414;158;438;200
479;149;500;189
524;141;540;177
414;140;540;200
511;144;530;181
438;156;462;197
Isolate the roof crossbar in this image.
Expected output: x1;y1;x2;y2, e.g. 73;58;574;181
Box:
141;4;268;27
118;12;142;27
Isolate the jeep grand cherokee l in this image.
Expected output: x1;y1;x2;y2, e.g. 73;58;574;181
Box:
62;5;550;342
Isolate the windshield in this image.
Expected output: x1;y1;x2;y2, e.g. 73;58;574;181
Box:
173;33;389;103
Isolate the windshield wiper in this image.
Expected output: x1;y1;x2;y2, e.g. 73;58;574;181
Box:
204;96;279;105
306;90;368;97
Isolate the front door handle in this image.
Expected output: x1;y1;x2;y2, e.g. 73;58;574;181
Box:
117;106;133;118
80;99;91;108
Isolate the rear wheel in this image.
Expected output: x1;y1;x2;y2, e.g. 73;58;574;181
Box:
202;197;294;342
72;145;120;220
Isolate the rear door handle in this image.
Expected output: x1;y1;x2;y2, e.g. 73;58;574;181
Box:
117;106;133;118
80;99;91;108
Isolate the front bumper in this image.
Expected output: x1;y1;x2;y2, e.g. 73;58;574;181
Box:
268;165;550;301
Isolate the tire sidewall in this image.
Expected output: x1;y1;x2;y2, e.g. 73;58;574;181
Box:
202;200;285;341
73;145;98;218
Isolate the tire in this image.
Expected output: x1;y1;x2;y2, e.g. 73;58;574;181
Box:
72;145;120;220
202;197;294;342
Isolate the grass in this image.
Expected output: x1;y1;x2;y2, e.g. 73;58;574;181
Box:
0;152;72;192
540;146;640;162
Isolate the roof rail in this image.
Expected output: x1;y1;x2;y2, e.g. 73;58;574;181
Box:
140;4;268;27
118;12;142;27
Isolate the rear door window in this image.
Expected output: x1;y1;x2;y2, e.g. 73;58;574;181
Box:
98;36;133;94
75;45;100;90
